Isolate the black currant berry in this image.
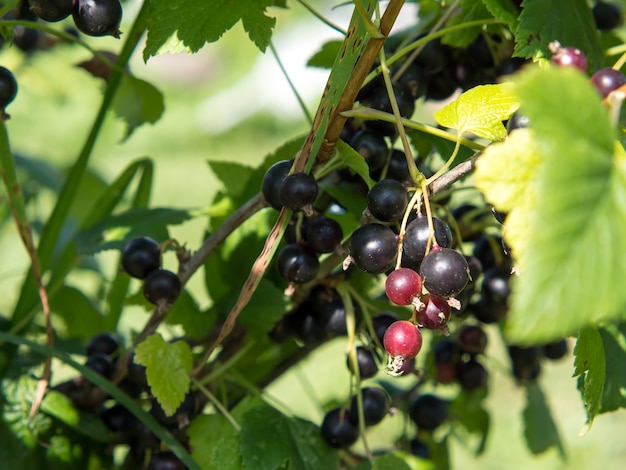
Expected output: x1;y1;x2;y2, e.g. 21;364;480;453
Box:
349;130;389;173
367;179;409;222
28;0;73;22
262;159;292;211
385;149;412;183
364;86;416;135
320;407;359;448
84;353;114;379
593;1;622;31
456;358;488;391
143;269;181;305
347;346;378;379
371;311;398;344
73;0;122;38
350;387;391;426
402;216;452;270
410;438;431;459
126;352;148;386
86;332;122;358
0;66;18;119
409;394;448;431
277;243;319;284
550;45;588;72
147;452;186;470
349;223;397;274
305;216;343;253
101;404;135;432
508;345;543;381
543;339;568;360
419;247;470;299
457;324;487;355
121;236;161;279
279;172;318;212
325;297;362;336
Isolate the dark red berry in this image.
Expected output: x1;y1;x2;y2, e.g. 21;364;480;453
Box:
591;67;626;98
550;45;588;73
385;267;422;306
143;269;181;305
73;0;122;38
415;293;450;330
383;320;422;374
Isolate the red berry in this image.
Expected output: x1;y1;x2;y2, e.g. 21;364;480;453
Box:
415;294;451;331
383;320;422;375
385;268;422;306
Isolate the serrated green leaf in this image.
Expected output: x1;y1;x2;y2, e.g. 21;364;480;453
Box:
307;40;343;69
513;0;603;71
144;0;287;60
113;75;164;140
442;0;493;47
522;382;565;456
481;0;519;30
75;207;195;254
335;139;376;188
503;67;626;344
598;322;626;413
433;84;518;140
188;414;241;470
134;334;193;416
574;327;605;431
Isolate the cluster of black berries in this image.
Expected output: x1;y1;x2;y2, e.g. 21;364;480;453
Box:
121;236;181;306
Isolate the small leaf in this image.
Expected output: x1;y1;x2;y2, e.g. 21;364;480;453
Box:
442;0;492;47
433;84;518;140
134;334;193;416
335;139;376;188
481;0;519;30
307;40;343;69
113;75;164;140
573;327;605;431
522;382;565;456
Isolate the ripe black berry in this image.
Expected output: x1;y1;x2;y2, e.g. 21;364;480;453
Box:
325;297;362;336
86;332;122;358
279;172;318;212
409;394;448;431
84;353;114;379
320;407;359;448
508;345;543;381
347;346;378;379
402;216;452;270
143;269;181;305
349;130;389;173
350;387;391;426
101;404;135;432
410;438;431;459
543;339;568;360
457;324;487;355
419;247;470;299
73;0;123;38
262;159;292;210
349;223;397;274
593;1;622;31
506;111;530;132
367;179;408;222
0;66;18;119
29;0;74;22
305;216;343;253
121;236;161;279
371;311;398;344
277;243;319;284
456;358;488;391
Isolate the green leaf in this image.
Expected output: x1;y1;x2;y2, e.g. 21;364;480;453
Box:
307;40;343;69
354;451;435;470
144;0;287;60
166;288;216;340
134;334;193;416
335;139;376;188
113;75;164;140
481;0;519;30
238;279;290;338
188;414;241;470
450;391;490;455
433;84;518;140
522;382;565;456
573;327;606;431
442;0;493;47
513;0;604;71
503;66;626;344
49;284;105;339
238;399;339;470
318;180;366;220
75;207;195;254
599;322;626;413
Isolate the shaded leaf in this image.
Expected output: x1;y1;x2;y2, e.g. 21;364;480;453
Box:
307;40;343;69
335;139;376;188
573;327;605;431
481;0;519;30
238;279;290;338
598;322;626;413
49;284;105;340
134;334;193;416
113;75;164;140
188;414;241;470
522;382;565;456
442;0;493;47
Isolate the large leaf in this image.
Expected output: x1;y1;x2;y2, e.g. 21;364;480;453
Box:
187;414;241;470
144;0;287;60
134;333;193;416
501;67;626;344
522;383;565;456
513;0;603;71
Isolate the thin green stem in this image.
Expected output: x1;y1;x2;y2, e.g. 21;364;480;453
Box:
297;0;346;35
426;137;462;184
199;339;256;385
192;378;241;432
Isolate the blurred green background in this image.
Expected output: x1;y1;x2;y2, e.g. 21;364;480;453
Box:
0;1;624;469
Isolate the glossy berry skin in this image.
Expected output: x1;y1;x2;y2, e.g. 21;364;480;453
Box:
420;248;470;299
591;67;626;97
350;387;391;426
349;223;397;274
0;66;18;116
383;320;422;360
305;216;343;253
262;159;292;210
385;268;422;306
279;172;318;212
349;130;389;173
143;269;181;305
277;243;319;284
409;394;448;431
73;0;122;38
347;346;378;379
86;332;122;358
29;0;73;22
147;452;186;470
121;236;161;279
415;294;450;330
458;324;487;355
320;407;359;448
371;311;398;344
550;46;588;73
593;1;622;31
367;179;408;222
402;216;452;270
